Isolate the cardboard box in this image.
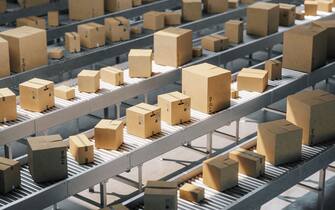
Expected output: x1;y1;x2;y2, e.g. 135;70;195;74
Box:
27;135;68;183
192;47;203;57
225;20;244;44
265;59;282;80
237;68;268;93
286;90;335;145
132;0;142;7
282;24;327;73
228;0;239;9
55;85;75;100
154;27;192;67
164;12;182;26
0;157;20;195
203;156;238;191
180;183;204;203
94;120;124;150
131;25;142;34
279;3;296;26
247;2;279;37
65;32;81;53
78;23;105;49
182;63;231;114
318;0;332;12
18;0;49;8
68;0;104;20
0;0;6;13
304;1;318;16
296;10;305;20
126;103;161;138
204;0;228;13
48;10;59;27
144;181;177;210
231;89;239;99
158;91;191;125
314;20;335;59
19;78;55;112
241;0;256;4
257;119;302;166
0;26;48;73
48;48;64;59
16;16;46;29
201;34;229;52
78;70;100;93
143;11;165;31
100;66;124;86
0;37;10;77
0;88;17;122
128;49;152;78
105;0;132;12
229;148;265;178
69;134;94;165
111;204;129;210
182;0;202;21
105;17;130;42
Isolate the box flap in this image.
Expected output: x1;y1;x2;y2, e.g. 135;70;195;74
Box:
96;119;123;129
79;70;99;77
70;134;93;147
147;180;178;189
0;88;15;98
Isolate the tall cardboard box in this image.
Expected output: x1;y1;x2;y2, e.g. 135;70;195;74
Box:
318;0;332;12
0;88;17;122
225;20;244;44
0;37;10;77
27;135;68;183
78;70;100;93
48;10;59;27
0;157;21;195
157;91;191;125
68;0;104;20
279;4;296;26
286;90;335;145
164;12;182;26
18;0;49;8
247;2;279;37
65;32;81;53
265;59;282;80
257;119;302;166
94;120;124;150
143;11;165;31
201;34;229;52
282;24;327;73
19;78;55;112
237;68;268;93
0;0;6;13
55;85;75;100
105;0;132;12
128;49;152;78
154;27;192;67
314;20;335;59
78;23;106;49
126;103;161;138
182;0;202;21
144;181;177;210
0;26;48;73
304;1;318;16
182;63;231;114
203;156;238;191
100;66;124;86
69;134;94;165
179;183;204;203
105;17;130;42
204;0;228;14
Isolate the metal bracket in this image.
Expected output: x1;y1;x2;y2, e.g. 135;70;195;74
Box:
4;144;13;159
100;180;107;208
138;164;143;192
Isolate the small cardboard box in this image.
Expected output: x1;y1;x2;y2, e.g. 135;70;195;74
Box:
257;119;302;166
78;70;100;93
279;3;296;26
0;37;10;77
18;0;49;8
19;78;55;112
16;16;46;29
314;20;335;59
237;68;268;93
100;67;124;86
0;157;21;195
296;10;305;20
132;0;142;7
229;148;265;178
105;0;132;12
69;134;94;165
27;135;68;183
318;0;332;12
48;10;59;27
158;91;191;125
182;63;231;114
265;59;282;80
105;16;130;42
204;0;228;13
68;0;104;20
203;156;238;191
201;34;229;52
131;25;142;34
0;88;17;122
304;1;318;16
65;32;81;53
154;27;192;67
164;12;182;26
231;89;239;99
48;48;64;59
179;183;204;203
225;20;244;44
144;181;177;210
143;11;165;31
0;0;6;13
182;0;202;21
78;23;105;49
228;0;239;9
128;49;152;78
55;85;75;100
94;120;124;150
286;90;335;145
126;103;161;138
192;47;203;57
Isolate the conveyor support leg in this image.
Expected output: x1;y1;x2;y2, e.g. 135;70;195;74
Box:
144;93;149;104
206;132;213;158
115;103;121;119
104;107;109;119
100;181;107;208
236;119;240;142
138;164;143;191
52;203;58;210
317;168;326;210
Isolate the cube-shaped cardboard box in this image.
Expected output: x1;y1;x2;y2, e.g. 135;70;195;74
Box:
304;1;318;16
94;120;124;150
201;35;229;52
65;32;81;53
265;59;282;80
228;0;239;9
164;12;182;26
69;134;94;165
0;88;17;122
0;157;21;195
192;47;203;57
128;49;152;78
55;85;75;100
100;67;124;86
48;48;64;60
318;0;332;12
16;16;46;29
105;16;130;42
279;3;296;26
0;37;10;77
68;0;104;20
144;181;178;210
182;0;202;21
78;23;105;49
78;70;100;93
296;10;305;20
314;20;335;59
237;68;268;93
204;0;228;13
225;20;244;44
143;11;165;31
105;0;132;12
179;183;204;203
48;10;59;27
132;0;142;7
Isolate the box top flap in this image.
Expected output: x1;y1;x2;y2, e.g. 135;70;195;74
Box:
159;91;190;102
183;63;231;77
27;134;67;151
287;24;326;36
55;85;74;92
70;134;93;147
115;16;129;26
204;156;237;168
290;90;335;106
155;27;192;37
0;157;19;171
0;88;15;98
101;66;123;73
147;180;178;189
226;20;243;25
239;68;267;78
180;183;203;192
249;2;278;10
279;3;296;9
0;26;45;38
230;148;264;161
260;119;301;134
128;103;160;114
129;49;152;57
314;20;335;29
79;70;99;77
20;78;54;89
96;119;123;129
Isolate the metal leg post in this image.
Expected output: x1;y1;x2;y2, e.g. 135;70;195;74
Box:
89;186;94;193
138;164;143;191
115;103;121;119
248;54;253;66
236;119;240;143
268;46;273;59
52;203;58;210
100;181;107;208
206;132;213;158
144;93;149;104
104;107;109;119
4;144;13;159
317;168;326;210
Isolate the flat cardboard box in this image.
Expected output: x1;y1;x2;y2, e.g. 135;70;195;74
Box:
0;26;48;73
65;32;81;53
110;204;129;210
78;70;100;93
154;27;192;67
68;0;104;20
16;16;46;29
164;12;182;26
48;48;64;59
225;20;244;44
27;135;68;183
143;11;165;31
314;20;335;59
48;10;59;27
0;157;20;195
201;35;229;52
18;0;49;8
105;17;130;42
55;85;75;100
296;10;305;20
0;37;10;77
192;47;203;57
100;67;124;86
128;49;152;78
78;23;105;49
182;0;202;21
228;0;239;8
265;59;282;80
204;0;228;13
182;63;231;114
229;148;265;178
279;3;296;26
0;0;6;13
304;1;318;16
237;68;268;93
105;0;132;12
19;78;55;112
203;156;238;191
126;103;161;138
157;91;191;125
179;183;204;203
0;88;17;122
144;181;177;210
286;90;335;145
318;0;332;12
94;120;124;150
69;134;94;165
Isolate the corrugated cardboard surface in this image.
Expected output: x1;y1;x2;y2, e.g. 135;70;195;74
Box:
78;70;100;93
237;68;268;93
94;120;124;150
78;23;106;49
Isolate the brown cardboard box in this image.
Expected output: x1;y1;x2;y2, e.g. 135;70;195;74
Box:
18;0;49;8
144;181;177;210
105;0;132;12
78;70;100;93
231;89;239;99
16;16;46;29
225;20;244;44
286;90;335;145
48;48;64;59
229;148;265;178
257;119;302;166
314;20;335;59
228;0;239;8
55;85;75;100
27;135;68;183
0;37;10;77
237;68;268;93
105;17;130;42
0;88;17;122
279;3;296;26
182;63;231;114
126;103;161;138
204;0;228;13
143;11;165;31
131;25;142;34
201;34;229;52
128;49;152;78
0;0;6;13
182;0;202;21
265;59;282;80
203;156;238;191
19;78;55;112
78;23;105;49
0;26;48;73
241;0;256;4
111;204;129;210
94;120;124;150
158;91;191;125
65;32;81;53
154;27;192;67
68;0;104;20
296;10;305;20
69;134;94;165
282;24;327;73
100;67;124;86
304;1;318;16
247;2;279;37
48;10;59;27
0;157;20;195
132;0;142;7
164;12;182;26
192;47;203;57
318;0;332;12
180;183;204;203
